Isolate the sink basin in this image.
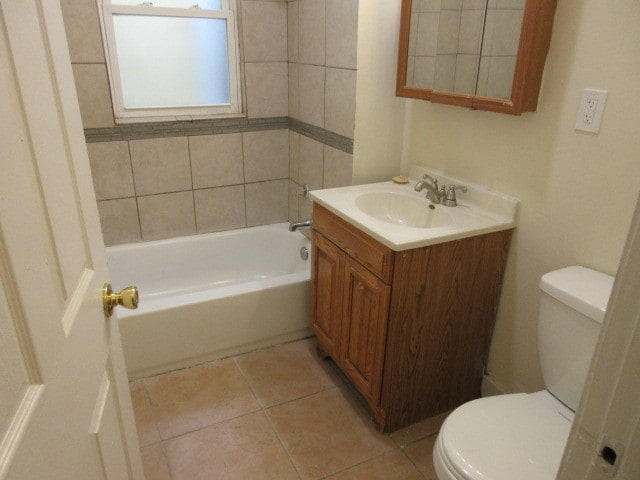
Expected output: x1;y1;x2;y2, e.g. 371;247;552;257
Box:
309;166;519;251
355;191;452;228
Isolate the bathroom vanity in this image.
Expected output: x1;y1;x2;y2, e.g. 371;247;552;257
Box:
309;169;518;432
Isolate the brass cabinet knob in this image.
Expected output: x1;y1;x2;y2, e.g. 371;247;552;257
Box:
102;283;139;317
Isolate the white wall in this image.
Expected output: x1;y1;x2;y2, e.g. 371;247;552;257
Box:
352;1;406;184
356;0;640;393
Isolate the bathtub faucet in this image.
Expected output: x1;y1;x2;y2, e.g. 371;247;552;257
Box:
289;219;312;232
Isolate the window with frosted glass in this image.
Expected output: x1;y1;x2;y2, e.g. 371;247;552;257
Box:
99;0;242;121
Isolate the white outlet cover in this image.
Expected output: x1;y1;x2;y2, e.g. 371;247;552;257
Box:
575;88;608;134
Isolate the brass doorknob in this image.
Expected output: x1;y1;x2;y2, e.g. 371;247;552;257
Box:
103;283;139;317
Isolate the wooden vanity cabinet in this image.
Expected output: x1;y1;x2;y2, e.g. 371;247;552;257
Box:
310;204;513;432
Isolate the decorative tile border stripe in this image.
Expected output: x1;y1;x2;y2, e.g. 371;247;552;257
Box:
84;116;354;154
288;118;353;154
84;117;289;143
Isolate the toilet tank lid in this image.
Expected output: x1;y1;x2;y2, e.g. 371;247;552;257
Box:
540;266;614;324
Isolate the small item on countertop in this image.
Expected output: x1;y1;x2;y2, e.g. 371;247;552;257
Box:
392;175;409;184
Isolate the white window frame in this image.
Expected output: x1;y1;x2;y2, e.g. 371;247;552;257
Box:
97;0;243;123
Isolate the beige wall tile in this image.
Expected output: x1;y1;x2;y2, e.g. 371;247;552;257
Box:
476;56;490;96
189;134;244;189
442;0;462;8
497;0;525;8
97;198;141;246
408;14;418;57
458;9;485;54
413;56;436;89
325;0;358;69
437;10;461;55
415;12;439;57
288;63;300;119
72;64;114;128
194;186;246;233
485;55;516;99
242;0;288;62
60;0;105;63
289;131;300;182
245;180;289;226
323;146;353;189
434;54;456;91
130;137;191;196
288;180;300;221
299;195;313;220
481;9;495;56
138;191;196;240
299;135;324;190
287;1;299;62
245;62;289;118
325;68;357;139
421;0;443;12
490;9;524;56
87;141;134;200
299;64;325;127
298;0;325;65
243;130;289;182
454;54;479;95
463;0;487;9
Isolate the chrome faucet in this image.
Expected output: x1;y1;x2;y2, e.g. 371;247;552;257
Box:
442;185;468;207
414;174;445;204
289;219;312;232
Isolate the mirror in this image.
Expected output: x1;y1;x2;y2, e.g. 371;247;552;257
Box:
396;0;558;115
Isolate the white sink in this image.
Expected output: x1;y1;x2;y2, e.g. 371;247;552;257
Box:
355;191;453;228
309;166;519;251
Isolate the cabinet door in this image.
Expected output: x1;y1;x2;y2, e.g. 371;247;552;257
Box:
311;232;345;358
340;256;391;406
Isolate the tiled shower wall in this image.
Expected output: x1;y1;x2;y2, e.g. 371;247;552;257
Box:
288;0;358;221
60;0;357;245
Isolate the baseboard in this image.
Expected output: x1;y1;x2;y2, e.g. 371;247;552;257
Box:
481;374;508;397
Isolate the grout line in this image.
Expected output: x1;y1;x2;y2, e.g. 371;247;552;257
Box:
132;337;431;479
232;356;265;409
126;140;143;240
400;443;430;480
159;439;176;480
262;401;304;480
186;137;198;233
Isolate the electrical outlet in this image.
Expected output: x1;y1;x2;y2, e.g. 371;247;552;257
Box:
575;89;608;133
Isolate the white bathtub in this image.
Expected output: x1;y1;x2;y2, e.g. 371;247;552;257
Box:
107;223;312;379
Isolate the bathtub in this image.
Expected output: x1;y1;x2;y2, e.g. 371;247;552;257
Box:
107;223;312;379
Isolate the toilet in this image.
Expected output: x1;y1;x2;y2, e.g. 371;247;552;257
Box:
432;266;614;480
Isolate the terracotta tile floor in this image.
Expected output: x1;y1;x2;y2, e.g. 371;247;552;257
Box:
130;338;445;480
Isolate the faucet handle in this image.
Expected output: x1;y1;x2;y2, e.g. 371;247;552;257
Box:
422;173;438;192
422;174;438;190
444;185;467;207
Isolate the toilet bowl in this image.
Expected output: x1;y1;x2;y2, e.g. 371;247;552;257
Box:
432;266;614;480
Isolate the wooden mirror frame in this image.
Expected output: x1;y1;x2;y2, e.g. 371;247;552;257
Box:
396;0;558;115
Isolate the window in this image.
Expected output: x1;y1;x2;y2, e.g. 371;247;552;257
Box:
98;0;242;122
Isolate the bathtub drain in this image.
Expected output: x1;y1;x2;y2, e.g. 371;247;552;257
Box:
300;246;309;261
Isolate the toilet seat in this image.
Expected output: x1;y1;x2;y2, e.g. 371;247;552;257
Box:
433;392;573;480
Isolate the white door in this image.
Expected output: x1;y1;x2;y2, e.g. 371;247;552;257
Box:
0;1;144;479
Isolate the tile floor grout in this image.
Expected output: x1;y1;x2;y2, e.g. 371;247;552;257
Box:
131;338;442;480
233;356;305;480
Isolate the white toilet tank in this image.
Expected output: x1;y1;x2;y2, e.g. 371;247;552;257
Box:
538;266;614;411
